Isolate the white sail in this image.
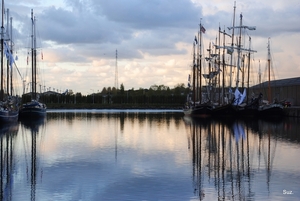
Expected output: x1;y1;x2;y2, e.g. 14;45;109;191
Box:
233;88;241;105
238;89;247;105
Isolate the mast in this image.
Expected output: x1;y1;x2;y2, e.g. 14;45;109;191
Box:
199;20;203;104
246;37;251;103
236;13;243;89
229;1;236;99
0;0;4;100
115;49;118;90
10;16;12;96
31;9;34;99
207;42;212;101
31;9;37;100
267;38;271;103
196;30;199;101
219;27;231;104
218;26;221;104
192;37;196;107
228;7;257;99
6;8;8;96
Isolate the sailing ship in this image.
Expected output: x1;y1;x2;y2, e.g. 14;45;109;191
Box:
258;38;284;117
210;4;257;117
183;22;213;117
0;2;19;123
19;9;46;119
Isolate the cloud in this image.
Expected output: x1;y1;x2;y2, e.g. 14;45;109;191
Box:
6;0;300;94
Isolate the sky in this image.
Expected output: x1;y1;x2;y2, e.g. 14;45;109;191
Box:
5;0;300;95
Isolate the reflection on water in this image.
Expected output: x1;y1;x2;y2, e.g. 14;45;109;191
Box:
0;122;19;200
184;116;300;201
0;110;299;200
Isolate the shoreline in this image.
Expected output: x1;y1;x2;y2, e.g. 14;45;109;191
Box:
45;104;300;117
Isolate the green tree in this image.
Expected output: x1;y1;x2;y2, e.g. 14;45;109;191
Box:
120;83;125;94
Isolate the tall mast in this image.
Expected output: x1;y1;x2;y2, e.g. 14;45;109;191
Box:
196;30;199;101
236;13;243;88
199;19;203;104
192;37;196;107
267;38;271;103
10;16;12;95
218;26;221;104
0;0;4;100
6;8;9;96
31;9;37;100
220;27;231;104
229;1;236;99
246;37;251;103
227;4;257;93
115;49;118;90
31;9;34;99
34;13;37;100
236;13;243;89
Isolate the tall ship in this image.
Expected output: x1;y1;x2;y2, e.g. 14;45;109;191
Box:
19;9;46;119
0;2;19;123
183;22;213;117
184;4;258;118
258;38;284;117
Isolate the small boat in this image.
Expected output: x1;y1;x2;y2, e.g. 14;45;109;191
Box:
19;9;47;119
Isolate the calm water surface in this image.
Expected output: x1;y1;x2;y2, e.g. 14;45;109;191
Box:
1;109;299;201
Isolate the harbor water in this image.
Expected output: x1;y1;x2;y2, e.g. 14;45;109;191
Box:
0;109;299;200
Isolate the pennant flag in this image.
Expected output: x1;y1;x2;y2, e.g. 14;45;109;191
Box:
201;25;206;34
194;36;198;44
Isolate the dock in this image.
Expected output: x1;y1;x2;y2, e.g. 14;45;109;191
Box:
284;106;300;117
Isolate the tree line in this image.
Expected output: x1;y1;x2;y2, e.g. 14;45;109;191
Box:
21;83;189;108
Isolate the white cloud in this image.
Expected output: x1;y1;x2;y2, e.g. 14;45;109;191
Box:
6;0;300;94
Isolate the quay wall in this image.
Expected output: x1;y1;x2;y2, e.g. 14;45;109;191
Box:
284;107;300;117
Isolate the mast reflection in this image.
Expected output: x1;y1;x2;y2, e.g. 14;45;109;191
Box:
20;117;46;201
184;117;282;200
0;122;19;200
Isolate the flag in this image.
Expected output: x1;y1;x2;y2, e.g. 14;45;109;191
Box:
201;25;206;34
3;41;14;67
194;36;198;44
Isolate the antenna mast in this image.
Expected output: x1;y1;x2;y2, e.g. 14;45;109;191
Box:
115;49;118;90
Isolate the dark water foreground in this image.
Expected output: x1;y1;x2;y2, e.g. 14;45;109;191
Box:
0;109;299;200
